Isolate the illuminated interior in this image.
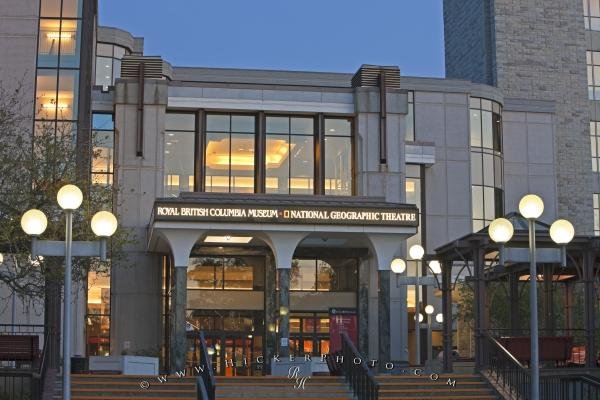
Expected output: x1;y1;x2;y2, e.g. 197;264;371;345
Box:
86;271;110;356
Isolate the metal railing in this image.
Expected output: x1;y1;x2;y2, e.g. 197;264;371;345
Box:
0;325;49;400
482;331;530;399
482;331;600;399
340;332;378;400
195;331;215;400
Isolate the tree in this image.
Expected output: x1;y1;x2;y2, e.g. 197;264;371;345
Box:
0;79;133;312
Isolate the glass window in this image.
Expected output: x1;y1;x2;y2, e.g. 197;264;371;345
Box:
40;0;61;17
406;164;422;250
164;113;195;197
58;19;81;68
594;193;600;235
92;113;115;185
94;43;129;87
291;259;316;291
93;113;114;130
188;258;221;289
86;271;110;356
95;57;112;88
584;0;600;30
266;116;314;195
223;258;253;290
289;258;357;292
587;51;600;99
591;122;600;172
61;0;83;18
405;91;415;141
205;114;256;193
187;256;263;291
57;69;79;120
324;118;352;195
35;69;58;119
470;98;504;230
38;19;62;67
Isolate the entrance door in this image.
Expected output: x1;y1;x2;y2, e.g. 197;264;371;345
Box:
196;333;257;376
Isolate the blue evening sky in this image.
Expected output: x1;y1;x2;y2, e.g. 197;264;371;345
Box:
98;0;445;77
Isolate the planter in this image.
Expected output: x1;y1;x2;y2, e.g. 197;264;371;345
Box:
89;355;159;375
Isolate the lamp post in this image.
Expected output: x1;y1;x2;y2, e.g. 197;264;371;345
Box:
20;184;118;400
489;194;574;400
391;244;440;366
425;304;435;367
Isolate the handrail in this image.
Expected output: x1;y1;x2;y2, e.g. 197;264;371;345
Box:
32;331;50;400
340;332;378;400
482;331;530;400
196;331;215;400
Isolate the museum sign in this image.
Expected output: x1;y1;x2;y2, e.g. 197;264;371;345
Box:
153;202;419;227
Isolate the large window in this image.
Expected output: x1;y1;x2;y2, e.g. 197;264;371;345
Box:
406;164;422;249
86;270;110;356
95;43;128;89
91;113;114;186
595;193;600;235
584;0;600;30
289;258;357;292
324;118;352;195
588;51;600;100
205;114;256;193
265;116;314;194
591;121;600;172
36;0;82;151
164;113;195;197
289;312;330;356
470;98;504;232
187;256;264;291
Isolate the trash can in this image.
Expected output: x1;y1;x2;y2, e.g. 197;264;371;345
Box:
71;356;87;374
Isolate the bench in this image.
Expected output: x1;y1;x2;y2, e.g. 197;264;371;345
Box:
497;336;573;366
0;335;39;362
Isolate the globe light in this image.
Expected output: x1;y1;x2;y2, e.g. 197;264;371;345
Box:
57;184;83;210
0;253;3;264
21;209;48;236
428;260;442;274
436;313;444;323
207;347;215;356
409;244;425;260
214;343;221;351
425;305;435;315
519;194;544;220
390;258;407;274
414;313;424;323
91;211;118;238
549;219;575;245
279;306;289;316
489;218;514;244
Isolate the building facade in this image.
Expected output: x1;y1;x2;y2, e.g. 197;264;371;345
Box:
0;0;589;376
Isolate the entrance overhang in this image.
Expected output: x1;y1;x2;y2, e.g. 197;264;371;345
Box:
147;193;419;270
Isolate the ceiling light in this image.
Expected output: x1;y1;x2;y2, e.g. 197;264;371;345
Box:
204;236;253;244
47;32;72;39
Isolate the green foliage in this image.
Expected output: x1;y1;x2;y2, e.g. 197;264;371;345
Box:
0;80;134;306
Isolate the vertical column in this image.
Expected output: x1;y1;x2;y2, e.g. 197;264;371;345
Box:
508;271;520;334
278;268;291;357
264;255;277;374
378;270;391;368
564;281;573;331
358;260;370;357
170;266;188;373
473;246;486;370
584;251;596;369
441;260;453;373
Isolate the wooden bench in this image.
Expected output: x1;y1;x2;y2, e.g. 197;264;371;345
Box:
497;336;573;366
0;335;39;362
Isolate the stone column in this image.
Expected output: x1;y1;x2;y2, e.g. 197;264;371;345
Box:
378;270;391;369
278;268;291;357
170;266;188;374
358;260;370;357
264;255;277;373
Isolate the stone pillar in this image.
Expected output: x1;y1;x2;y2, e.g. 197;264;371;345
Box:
441;260;453;373
378;270;391;369
358;260;370;357
264;255;277;374
278;268;290;357
170;266;188;373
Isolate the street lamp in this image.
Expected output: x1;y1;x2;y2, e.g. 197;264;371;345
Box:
20;184;118;400
489;194;573;400
409;244;424;366
425;304;435;368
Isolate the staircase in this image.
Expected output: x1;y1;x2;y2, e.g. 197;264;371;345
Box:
216;376;353;399
53;374;196;400
52;374;353;400
376;373;501;400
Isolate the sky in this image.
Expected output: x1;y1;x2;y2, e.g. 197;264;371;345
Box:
98;0;445;77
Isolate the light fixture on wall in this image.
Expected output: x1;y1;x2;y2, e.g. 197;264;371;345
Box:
204;236;253;244
47;32;72;40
